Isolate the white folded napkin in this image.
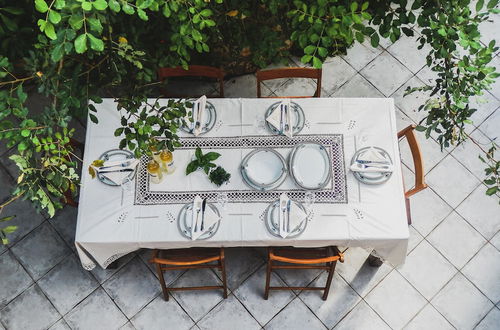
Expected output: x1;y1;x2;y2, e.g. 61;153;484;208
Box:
278;193;307;238
190;195;220;240
350;147;393;173
266;99;293;137
192;95;207;136
93;159;139;185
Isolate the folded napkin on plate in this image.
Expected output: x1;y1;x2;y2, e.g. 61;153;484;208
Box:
350;147;394;173
279;193;307;238
190;195;221;240
188;95;207;136
92;159;139;185
266;99;293;137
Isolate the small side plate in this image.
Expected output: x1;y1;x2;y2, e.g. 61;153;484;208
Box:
97;149;136;186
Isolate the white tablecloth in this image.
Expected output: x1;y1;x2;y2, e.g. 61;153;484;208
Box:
75;98;408;270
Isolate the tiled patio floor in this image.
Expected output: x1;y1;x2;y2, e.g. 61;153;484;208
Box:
1;24;499;330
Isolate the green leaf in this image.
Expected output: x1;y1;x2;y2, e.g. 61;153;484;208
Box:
137;8;148;21
35;0;49;13
48;10;61;24
75;33;88;53
301;55;312;63
415;125;426;132
81;1;92;11
195;147;202;159
204;152;221;161
44;21;57;40
162;4;171;17
0;215;15;222
69;15;84;29
2;226;17;234
304;45;315;55
476;0;484;11
317;47;328;57
486;186;498;195
487;0;498;8
362;2;369;10
122;3;135;14
351;2;358;11
93;0;108;10
108;0;121;12
87;34;104;51
18;142;28;152
55;0;66;10
20;129;30;137
312;56;322;69
88;17;103;33
200;9;212;17
370;33;379;47
186;161;199;175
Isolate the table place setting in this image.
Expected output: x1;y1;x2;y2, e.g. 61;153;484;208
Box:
181;95;217;136
178;195;222;240
89;149;140;186
265;193;308;238
265;99;305;136
350;146;394;185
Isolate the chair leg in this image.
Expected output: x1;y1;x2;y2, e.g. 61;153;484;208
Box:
264;253;272;300
156;263;169;301
220;249;228;299
322;261;337;300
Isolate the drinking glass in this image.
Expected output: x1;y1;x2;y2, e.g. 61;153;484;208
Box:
120;176;134;206
304;192;316;215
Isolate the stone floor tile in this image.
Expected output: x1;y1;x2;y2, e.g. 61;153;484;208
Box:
462;243;500;303
198;295;260;330
415;65;439;86
331;73;384;98
391;76;430;123
427;211;486;268
221;247;264;291
299;272;361;328
320;57;357;95
479;12;500;53
262;77;289;94
341;40;383;71
451;129;493;180
398;240;456;300
171;268;225;322
491;231;500;251
479;108;500;141
432;273;493;329
404;303;454;330
91;252;135;283
0;164;14;203
38;255;99;314
469;91;500;128
49;319;71;330
399;132;448;175
103;257;159;318
335;247;392;297
136;248;185;283
131;295;194;330
224;74;272;98
407;225;424;253
0;200;45;247
488;56;500;97
456;184;500;240
273;78;317;98
49;206;78;250
475;307;500;330
120;322;136;330
274;266;323;289
408;188;452;237
387;33;432;73
395;108;415;131
0;251;33;308
365;271;427;329
425;154;480;208
360;51;413;96
234;266;294;325
264;298;326;330
11;222;71;280
0;285;60;330
64;287;128;330
333;300;390;330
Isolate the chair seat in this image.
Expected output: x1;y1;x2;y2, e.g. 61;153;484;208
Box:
271;247;332;261
152;248;222;265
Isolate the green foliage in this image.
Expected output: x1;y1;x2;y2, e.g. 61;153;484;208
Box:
479;143;500;200
114;97;188;158
0;215;16;245
186;147;220;175
209;166;231;187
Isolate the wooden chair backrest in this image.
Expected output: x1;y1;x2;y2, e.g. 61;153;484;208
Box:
256;68;322;98
157;65;224;98
398;124;428;197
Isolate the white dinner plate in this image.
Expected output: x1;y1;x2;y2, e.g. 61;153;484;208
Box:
97;149;136;186
265;199;307;238
289;143;332;190
177;202;221;240
241;148;287;190
351;146;393;185
265;101;305;135
180;101;217;135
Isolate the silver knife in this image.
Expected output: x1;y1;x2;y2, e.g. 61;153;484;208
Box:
286;200;291;232
279;104;284;133
99;168;134;174
194;206;201;232
201;198;207;231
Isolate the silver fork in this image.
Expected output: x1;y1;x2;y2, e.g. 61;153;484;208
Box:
194;207;201;232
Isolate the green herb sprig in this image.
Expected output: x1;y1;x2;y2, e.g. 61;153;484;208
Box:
186;147;231;186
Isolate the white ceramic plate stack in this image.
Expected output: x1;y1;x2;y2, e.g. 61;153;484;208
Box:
181;101;217;135
240;148;288;191
177;202;221;240
289;142;332;190
265;199;308;238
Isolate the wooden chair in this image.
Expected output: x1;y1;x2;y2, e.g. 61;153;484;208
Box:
150;248;228;301
62;137;85;207
398;124;428;225
256;67;322;98
157;65;224;98
264;246;344;300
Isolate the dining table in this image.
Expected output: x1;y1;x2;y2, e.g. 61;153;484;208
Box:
75;97;409;270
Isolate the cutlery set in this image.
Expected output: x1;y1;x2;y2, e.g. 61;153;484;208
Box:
281;199;292;233
193;198;207;233
279;104;289;134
